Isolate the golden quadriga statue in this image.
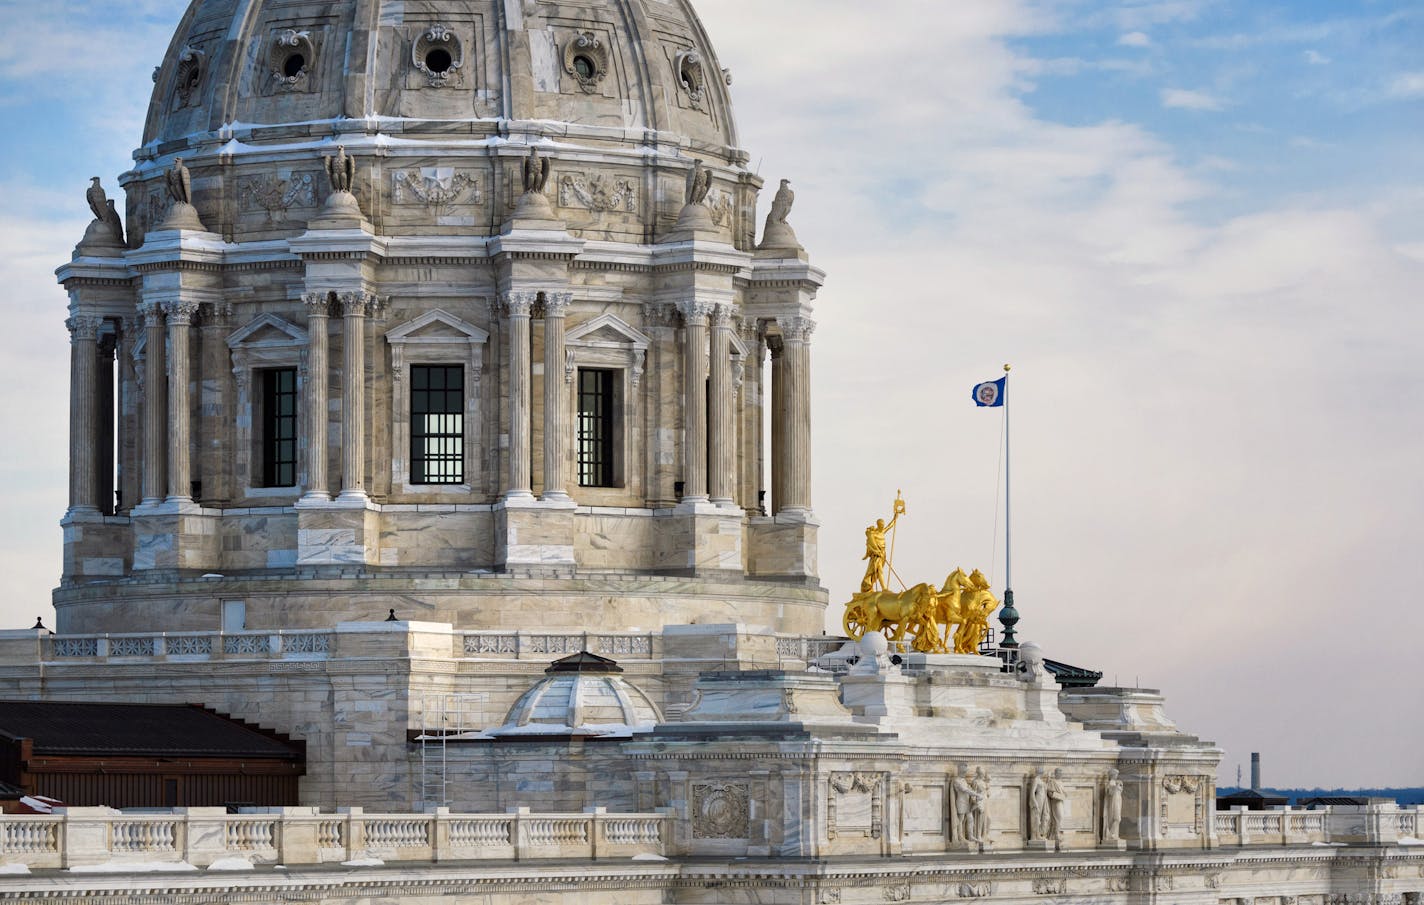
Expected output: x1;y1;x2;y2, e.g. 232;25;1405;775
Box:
842;495;1000;654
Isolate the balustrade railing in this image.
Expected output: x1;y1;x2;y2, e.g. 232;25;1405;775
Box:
44;630;334;663
461;631;655;659
0;807;669;869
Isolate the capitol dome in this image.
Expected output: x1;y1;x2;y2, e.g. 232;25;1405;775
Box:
58;0;824;638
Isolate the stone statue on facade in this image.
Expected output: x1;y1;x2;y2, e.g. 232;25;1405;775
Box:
522;145;550;194
970;767;991;846
84;178;125;245
156;157;206;230
166;157;194;205
1046;768;1067;846
325;145;356;194
1028;768;1049;841
949;765;976;843
1101;768;1123;843
758;177;802;251
685;159;711;206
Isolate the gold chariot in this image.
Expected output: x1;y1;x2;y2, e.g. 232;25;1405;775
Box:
842;492;1001;654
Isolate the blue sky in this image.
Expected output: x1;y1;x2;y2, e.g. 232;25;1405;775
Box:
0;0;1421;786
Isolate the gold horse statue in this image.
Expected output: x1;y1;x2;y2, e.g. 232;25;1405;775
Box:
843;567;1000;654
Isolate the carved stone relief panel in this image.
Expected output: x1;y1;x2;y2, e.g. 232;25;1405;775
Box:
558;172;638;214
1033;878;1068;894
691;781;749;839
827;772;885;840
1161;774;1204;836
957;882;994;898
882;883;911;902
237;171;318;223
391;167;483;222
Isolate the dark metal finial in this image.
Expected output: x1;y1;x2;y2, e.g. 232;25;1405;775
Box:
998;588;1019;648
385;609;398;622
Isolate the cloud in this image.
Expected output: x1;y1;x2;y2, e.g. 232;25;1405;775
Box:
1304;49;1330;65
1160;87;1226;110
1386;71;1424;100
1117;31;1152;47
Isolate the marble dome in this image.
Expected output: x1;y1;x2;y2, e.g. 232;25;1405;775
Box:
489;654;661;737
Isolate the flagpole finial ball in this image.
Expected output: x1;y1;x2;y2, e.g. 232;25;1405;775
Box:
1003;363;1011;372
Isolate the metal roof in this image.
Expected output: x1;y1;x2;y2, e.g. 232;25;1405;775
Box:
0;701;301;760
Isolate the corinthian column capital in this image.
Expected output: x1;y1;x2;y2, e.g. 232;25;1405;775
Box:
541;291;573;317
65;315;103;342
338;290;382;317
709;303;737;328
779;315;816;343
161;300;201;325
501;290;539;317
302;291;334;316
677;299;714;325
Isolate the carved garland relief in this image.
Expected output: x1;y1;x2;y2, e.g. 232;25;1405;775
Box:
827;772;885;841
558;173;637;213
691;781;749;839
391;168;482;216
238;172;317;222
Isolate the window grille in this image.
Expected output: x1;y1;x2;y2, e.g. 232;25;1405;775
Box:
411;365;464;484
260;368;298;487
577;368;616;487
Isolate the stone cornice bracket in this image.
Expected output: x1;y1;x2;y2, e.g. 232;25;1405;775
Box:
778;315;816;344
161;299;202;325
677;299;715;325
501;290;539;317
302;291;334;316
337;290;383;317
64;315;103;342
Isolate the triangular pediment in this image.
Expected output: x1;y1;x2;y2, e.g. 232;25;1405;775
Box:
386;309;489;346
566;313;650;351
227;314;308;350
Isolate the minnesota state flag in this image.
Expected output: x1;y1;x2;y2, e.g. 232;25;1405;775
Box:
971;376;1006;407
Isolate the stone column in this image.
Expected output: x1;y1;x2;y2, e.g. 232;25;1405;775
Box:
337;291;376;503
679;301;711;502
66;315;103;515
96;331;116;516
302;292;332;502
139;303;167;506
708;304;736;506
503;291;536;500
541;292;572;502
163;300;199;505
767;334;785;515
739;319;765;513
778;316;815;515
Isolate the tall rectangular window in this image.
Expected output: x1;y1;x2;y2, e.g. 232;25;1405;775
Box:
578;368;617;487
260;368;298;487
411;365;464;484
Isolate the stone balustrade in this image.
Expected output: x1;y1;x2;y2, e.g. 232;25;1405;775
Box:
0;806;668;869
46;630;333;661
460;631;657;659
1214;804;1423;847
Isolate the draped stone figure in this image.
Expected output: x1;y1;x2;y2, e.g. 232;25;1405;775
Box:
1028;768;1049;841
970;767;991;844
1101;768;1123;843
1046;769;1067;844
950;765;977;844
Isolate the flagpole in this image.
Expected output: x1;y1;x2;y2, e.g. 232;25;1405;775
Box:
999;363;1019;648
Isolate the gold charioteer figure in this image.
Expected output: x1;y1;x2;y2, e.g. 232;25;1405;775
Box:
842;493;1001;654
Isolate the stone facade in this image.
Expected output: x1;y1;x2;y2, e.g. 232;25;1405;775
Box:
6;1;1419;903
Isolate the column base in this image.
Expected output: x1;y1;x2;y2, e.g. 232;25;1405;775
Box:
539;490;573;504
334;489;371;506
501;489;537;505
61;506;104;524
1097;839;1128;851
297;491;332;506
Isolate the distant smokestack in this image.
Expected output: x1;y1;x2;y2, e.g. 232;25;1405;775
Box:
1250;752;1261;791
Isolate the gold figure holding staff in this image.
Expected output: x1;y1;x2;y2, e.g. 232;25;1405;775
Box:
860;491;906;593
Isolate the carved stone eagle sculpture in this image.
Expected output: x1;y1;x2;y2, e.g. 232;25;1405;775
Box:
166;158;193;205
103;200;126;245
522;146;550;194
86;177;108;223
769;178;794;224
325;145;356;193
685;159;711;206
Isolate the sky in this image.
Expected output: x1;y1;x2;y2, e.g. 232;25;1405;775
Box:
0;0;1421;788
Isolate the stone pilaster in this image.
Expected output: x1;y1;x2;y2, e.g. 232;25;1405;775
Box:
678;301;711;502
66;316;103;516
337;291;378;503
778;316;815;515
502;291;537;501
139;303;167;507
541;292;572;503
738;319;766;513
708;304;736;506
302;292;332;503
96;330;116;516
162;300;199;505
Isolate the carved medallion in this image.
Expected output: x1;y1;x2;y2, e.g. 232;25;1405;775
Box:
692;781;749;839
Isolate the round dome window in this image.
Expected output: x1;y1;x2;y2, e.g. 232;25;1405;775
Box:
282;53;306;79
572;55;595;80
424;48;453;74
